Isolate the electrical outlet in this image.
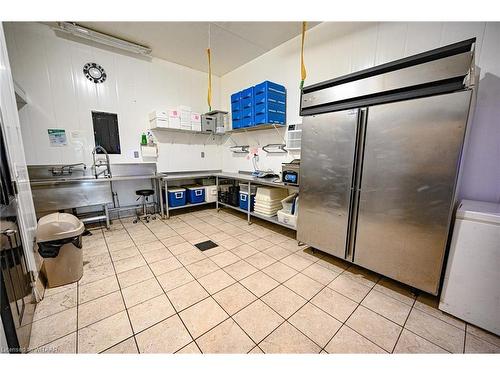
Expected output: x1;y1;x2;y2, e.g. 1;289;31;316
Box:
201;151;205;158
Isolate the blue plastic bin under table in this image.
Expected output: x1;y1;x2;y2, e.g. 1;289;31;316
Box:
186;186;205;204
239;192;255;211
168;188;187;208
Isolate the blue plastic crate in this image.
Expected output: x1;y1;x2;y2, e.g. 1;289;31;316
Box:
232;110;242;121
255;101;285;115
232;119;242;129
167;188;186;208
240;108;254;127
240;87;254;100
241;97;253;109
239;192;255;211
240;117;254;128
255;111;286;125
254;90;286;106
186;186;205;204
231;100;241;112
231;91;241;103
254;81;286;96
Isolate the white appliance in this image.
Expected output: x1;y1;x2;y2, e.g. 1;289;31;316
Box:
439;200;500;335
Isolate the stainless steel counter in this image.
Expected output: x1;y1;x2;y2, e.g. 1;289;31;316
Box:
157;170;298;230
214;172;299;191
28;163;159;228
158;170;297;190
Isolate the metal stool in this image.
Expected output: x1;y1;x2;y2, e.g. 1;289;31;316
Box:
134;189;155;223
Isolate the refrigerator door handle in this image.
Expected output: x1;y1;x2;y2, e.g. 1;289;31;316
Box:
346;108;368;261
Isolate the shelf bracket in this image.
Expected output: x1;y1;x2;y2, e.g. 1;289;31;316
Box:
230;145;250;154
262;143;287;154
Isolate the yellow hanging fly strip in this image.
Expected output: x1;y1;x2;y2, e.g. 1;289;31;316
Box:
207;48;212;112
300;21;307;90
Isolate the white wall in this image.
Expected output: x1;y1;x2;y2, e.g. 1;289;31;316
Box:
4;22;222;172
220;22;500;203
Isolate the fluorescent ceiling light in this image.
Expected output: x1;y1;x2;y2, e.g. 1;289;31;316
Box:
56;22;152;56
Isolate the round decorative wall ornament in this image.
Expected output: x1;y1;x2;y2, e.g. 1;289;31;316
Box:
83;62;107;83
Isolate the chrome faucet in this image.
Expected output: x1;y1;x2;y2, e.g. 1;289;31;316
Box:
92;145;112;178
50;163;87;176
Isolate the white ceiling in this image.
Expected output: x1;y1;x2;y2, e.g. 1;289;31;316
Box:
74;22;321;76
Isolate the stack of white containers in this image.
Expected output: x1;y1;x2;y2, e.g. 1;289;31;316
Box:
149;110;181;129
191;112;202;132
254;187;289;217
179;105;192;130
149;111;168;129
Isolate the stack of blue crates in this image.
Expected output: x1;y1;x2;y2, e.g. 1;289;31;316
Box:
231;80;286;129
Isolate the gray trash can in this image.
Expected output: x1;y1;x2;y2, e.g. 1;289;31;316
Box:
36;213;85;288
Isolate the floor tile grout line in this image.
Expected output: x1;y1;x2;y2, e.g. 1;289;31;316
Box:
101;226;141;355
464;327;500;349
76;268;81;354
97;334;136;354
411;302;467;330
124;219;204;354
401;311;456;354
390;297;417;353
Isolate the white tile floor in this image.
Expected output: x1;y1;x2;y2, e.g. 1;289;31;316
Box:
27;207;500;354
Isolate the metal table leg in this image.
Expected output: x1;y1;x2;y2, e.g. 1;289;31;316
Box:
247;181;251;224
164;179;170;219
159;178;164;219
104;204;110;229
216;176;219;212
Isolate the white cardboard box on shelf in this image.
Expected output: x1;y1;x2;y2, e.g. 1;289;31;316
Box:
168;110;181;129
192;124;202;132
180;111;191;123
149;110;168;121
150;118;169;129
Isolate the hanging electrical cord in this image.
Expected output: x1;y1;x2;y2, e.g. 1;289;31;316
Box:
207;24;212;112
299;21;307;90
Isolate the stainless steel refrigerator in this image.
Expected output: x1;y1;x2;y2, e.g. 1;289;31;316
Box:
298;38;476;294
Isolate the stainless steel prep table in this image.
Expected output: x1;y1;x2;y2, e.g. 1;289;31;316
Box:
157;171;298;230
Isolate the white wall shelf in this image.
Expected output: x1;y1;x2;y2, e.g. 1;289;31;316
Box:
227;123;286;133
150;127;225;136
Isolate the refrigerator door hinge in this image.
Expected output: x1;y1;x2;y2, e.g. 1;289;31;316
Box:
11;180;18;195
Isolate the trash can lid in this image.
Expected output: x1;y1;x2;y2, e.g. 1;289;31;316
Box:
36;213;85;242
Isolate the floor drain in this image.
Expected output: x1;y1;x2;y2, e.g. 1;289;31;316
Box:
194;240;218;251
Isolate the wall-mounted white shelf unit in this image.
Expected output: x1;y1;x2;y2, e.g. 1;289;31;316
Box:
227;123;286;133
141;144;158;158
150;127;225;136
